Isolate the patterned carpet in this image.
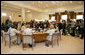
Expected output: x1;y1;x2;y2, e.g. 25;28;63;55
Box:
1;35;84;54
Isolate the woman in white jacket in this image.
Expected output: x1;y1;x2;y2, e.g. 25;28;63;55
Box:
45;24;55;47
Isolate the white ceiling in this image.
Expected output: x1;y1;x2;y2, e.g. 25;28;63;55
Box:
1;1;84;14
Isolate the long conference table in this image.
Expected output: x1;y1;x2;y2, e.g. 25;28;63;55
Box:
16;32;49;43
33;32;48;42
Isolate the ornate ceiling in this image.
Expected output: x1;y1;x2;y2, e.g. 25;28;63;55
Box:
1;1;84;13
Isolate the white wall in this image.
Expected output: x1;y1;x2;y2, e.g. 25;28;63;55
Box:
25;11;49;22
1;8;49;23
1;9;22;23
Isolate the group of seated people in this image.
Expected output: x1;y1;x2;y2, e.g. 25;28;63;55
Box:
1;20;60;47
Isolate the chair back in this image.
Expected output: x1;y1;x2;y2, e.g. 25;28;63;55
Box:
53;33;59;40
3;32;10;42
22;35;33;44
53;33;57;37
53;33;59;46
22;34;34;50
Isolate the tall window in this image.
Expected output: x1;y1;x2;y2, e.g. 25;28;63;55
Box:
51;16;56;21
60;15;67;22
76;15;83;20
2;13;7;16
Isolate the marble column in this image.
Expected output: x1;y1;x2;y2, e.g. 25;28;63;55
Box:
22;8;25;22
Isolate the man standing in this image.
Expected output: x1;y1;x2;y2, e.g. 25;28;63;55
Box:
71;21;76;36
67;21;71;35
58;22;62;31
79;19;84;39
62;20;66;35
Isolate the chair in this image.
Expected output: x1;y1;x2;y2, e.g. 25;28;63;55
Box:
52;33;59;47
1;30;4;43
3;32;18;48
46;33;59;48
57;30;62;40
22;35;34;50
59;30;62;40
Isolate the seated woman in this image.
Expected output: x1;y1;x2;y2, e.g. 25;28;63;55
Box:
23;25;35;47
7;24;20;44
45;24;55;47
7;25;20;36
24;25;33;35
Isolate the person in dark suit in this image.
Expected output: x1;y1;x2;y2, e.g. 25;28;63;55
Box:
39;21;44;29
35;22;39;31
5;19;10;25
58;22;62;31
67;21;71;35
75;22;80;37
62;20;66;35
30;20;34;28
71;21;76;36
1;23;5;30
5;19;10;32
1;23;5;37
79;19;84;39
46;20;49;28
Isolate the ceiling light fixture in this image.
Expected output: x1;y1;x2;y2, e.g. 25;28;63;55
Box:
27;10;30;12
38;1;42;4
70;1;72;3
